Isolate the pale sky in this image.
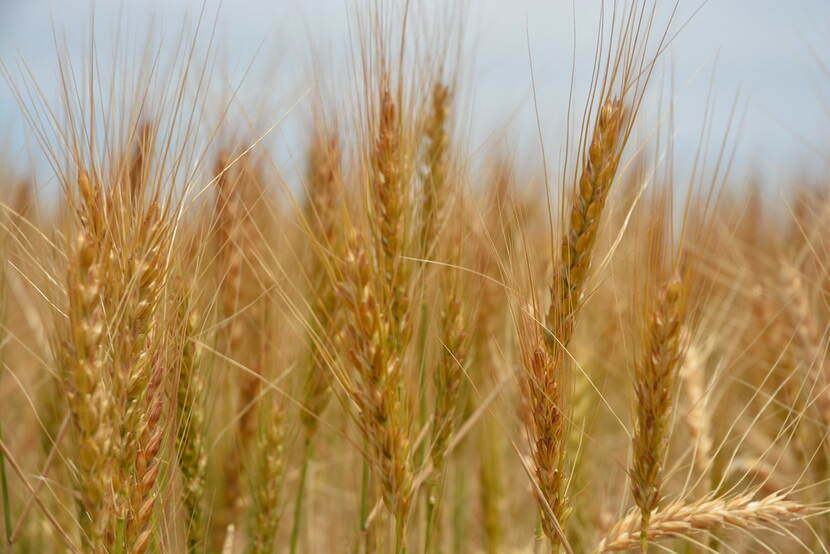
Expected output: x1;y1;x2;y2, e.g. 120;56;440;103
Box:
0;1;828;183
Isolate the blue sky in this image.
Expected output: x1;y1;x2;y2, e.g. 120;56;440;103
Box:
0;1;828;183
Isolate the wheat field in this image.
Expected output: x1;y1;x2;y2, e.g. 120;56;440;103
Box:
0;2;828;553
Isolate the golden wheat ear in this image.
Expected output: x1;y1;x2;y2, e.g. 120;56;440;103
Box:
629;274;687;550
596;492;816;552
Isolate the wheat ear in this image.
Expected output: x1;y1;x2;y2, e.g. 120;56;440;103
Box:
251;396;286;554
630;275;686;551
175;295;207;553
419;82;450;257
679;340;712;482
596;492;813;552
291;131;342;554
338;233;414;548
300;131;342;438
548;98;625;347
63;227;113;553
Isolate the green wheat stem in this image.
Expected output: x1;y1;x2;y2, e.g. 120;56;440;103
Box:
0;424;10;545
289;438;313;554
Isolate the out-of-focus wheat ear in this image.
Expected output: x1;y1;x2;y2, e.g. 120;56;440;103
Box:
425;247;468;552
211;150;245;544
127;122;156;204
548;98;625;349
417;79;455;553
251;395;286;554
299;131;342;439
232;155;270;447
471;177;512;553
175;293;207;554
679;340;712;484
291;130;342;554
212;150;266;544
596;492;815;552
630;275;687;552
780;262;830;426
11;178;35;221
63;227;113;553
419;82;450;258
213;151;245;385
430;263;468;469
